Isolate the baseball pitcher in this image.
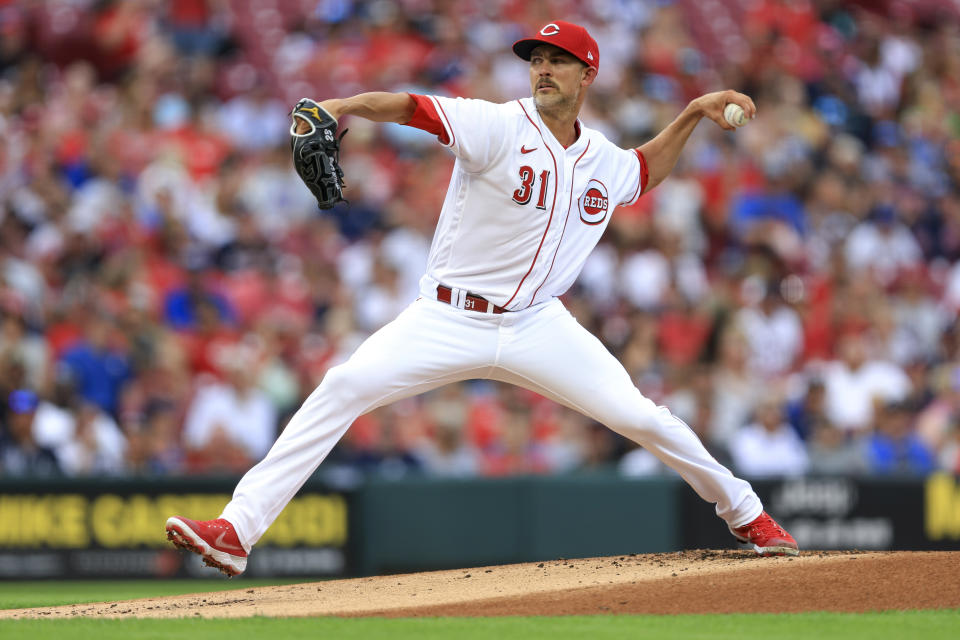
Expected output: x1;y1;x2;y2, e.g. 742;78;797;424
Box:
166;20;798;576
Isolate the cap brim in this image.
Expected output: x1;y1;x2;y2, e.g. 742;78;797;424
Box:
512;38;544;61
512;38;594;68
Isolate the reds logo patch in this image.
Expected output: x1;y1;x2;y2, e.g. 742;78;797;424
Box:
579;179;609;225
540;23;560;36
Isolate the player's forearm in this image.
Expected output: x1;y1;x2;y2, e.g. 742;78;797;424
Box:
320;92;416;124
636;101;705;193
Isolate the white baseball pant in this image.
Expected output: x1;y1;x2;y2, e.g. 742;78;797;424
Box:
220;296;763;550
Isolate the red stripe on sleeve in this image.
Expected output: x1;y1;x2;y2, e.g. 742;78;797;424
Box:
405;94;450;145
635;148;649;195
433;98;455;148
622;148;648;205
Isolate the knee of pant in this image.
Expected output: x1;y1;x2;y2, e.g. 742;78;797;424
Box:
604;396;664;437
317;363;361;405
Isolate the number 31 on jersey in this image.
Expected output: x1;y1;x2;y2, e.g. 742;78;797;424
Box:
512;166;550;210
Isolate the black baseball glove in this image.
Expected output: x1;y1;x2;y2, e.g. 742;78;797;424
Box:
290;98;348;209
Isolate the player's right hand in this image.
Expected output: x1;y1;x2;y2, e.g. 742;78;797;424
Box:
692;90;756;131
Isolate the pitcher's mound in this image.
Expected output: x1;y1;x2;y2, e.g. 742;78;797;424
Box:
2;550;958;619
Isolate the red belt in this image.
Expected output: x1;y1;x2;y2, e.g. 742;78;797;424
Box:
436;285;507;314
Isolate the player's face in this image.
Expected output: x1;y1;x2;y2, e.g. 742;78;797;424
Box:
529;45;590;112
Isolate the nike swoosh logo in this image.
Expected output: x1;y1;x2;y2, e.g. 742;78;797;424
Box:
215;531;244;553
520;146;537;154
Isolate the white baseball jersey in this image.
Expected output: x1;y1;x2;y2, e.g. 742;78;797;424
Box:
407;95;648;310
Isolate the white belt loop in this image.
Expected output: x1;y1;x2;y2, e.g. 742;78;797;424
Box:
452;287;466;309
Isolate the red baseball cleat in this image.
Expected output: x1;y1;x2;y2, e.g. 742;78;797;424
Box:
730;511;799;556
165;516;248;577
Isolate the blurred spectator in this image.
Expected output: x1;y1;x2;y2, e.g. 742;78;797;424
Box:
162;0;233;58
177;296;241;378
251;322;302;417
651;160;706;255
939;425;960;474
788;376;869;474
482;394;547;475
219;84;289;152
865;401;936;475
915;365;960;460
891;270;947;364
416;392;481;477
91;0;152;81
729;168;806;260
32;370;126;475
0;312;49;390
0;389;61;476
544;410;590;473
59;314;132;416
660;364;718;460
619;228;709;311
332;402;425;479
710;327;762;447
183;342;276;473
126;400;185;475
354;259;410;332
844;204;922;287
729;398;810;477
785;377;828;441
163;259;237;331
734;278;804;377
56;401;127;476
823;333;911;433
580;421;627;471
657;297;713;369
807;419;869;476
32;369;80;451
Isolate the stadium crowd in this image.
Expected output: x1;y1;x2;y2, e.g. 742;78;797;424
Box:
1;0;959;480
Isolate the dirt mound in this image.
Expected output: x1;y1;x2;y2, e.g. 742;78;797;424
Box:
2;550;958;619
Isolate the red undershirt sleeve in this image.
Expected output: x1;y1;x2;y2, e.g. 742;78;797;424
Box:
405;94;450;145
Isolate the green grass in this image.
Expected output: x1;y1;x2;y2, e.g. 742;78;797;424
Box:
2;582;958;639
0;611;958;640
0;579;305;610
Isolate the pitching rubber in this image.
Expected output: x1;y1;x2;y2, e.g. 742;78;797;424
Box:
165;517;247;577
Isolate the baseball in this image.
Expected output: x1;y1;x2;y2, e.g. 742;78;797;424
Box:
724;103;747;127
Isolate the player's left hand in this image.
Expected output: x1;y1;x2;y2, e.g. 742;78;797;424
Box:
692;90;756;131
290;98;348;209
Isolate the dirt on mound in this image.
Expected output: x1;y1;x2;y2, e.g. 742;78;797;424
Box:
2;550;958;619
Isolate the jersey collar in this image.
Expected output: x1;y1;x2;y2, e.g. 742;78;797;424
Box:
524;97;588;153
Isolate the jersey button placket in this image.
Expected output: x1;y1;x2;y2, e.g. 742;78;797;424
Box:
540;163;568;276
524;154;560;307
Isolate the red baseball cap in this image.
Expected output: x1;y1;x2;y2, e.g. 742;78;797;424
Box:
513;21;599;72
